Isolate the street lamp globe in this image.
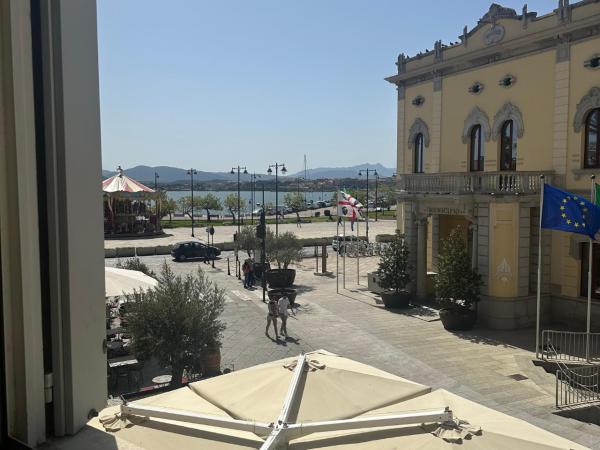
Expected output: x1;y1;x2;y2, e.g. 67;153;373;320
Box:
281;165;287;174
267;167;273;175
230;168;235;175
243;168;248;175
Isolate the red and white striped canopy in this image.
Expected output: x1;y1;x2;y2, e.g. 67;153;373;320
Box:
102;168;155;194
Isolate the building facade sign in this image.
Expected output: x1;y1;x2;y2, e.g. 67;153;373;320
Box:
418;202;473;217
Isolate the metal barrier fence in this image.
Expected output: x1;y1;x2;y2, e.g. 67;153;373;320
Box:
556;364;600;408
541;330;600;363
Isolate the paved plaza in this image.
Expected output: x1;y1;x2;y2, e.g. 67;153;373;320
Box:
106;252;600;448
104;218;398;249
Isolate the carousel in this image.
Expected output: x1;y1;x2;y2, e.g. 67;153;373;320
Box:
103;166;163;238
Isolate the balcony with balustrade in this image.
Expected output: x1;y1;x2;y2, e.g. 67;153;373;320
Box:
397;171;555;197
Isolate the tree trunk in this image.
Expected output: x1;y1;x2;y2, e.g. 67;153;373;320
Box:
230;209;236;224
171;364;185;389
205;208;211;222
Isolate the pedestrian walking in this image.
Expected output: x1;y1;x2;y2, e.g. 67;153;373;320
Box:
265;297;279;339
248;259;255;287
242;259;251;288
277;294;290;338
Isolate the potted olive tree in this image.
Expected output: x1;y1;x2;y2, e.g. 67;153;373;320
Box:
125;262;226;386
234;225;266;278
265;230;303;289
235;225;260;258
435;227;482;331
377;230;411;308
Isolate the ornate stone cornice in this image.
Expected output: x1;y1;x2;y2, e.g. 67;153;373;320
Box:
407;118;430;149
574;87;600;132
491;102;524;140
462;107;491;144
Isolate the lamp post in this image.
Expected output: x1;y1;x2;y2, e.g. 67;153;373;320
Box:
154;171;160;227
250;173;261;224
187;168;197;237
230;166;248;234
358;168;378;242
374;172;379;221
267;162;287;236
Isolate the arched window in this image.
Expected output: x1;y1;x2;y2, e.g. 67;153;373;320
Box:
500;120;517;171
414;133;424;173
584;108;600;168
470;125;484;172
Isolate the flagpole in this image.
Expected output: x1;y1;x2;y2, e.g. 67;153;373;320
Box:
587;175;595;361
536;175;545;359
343;216;346;289
357;219;360;285
336;189;340;294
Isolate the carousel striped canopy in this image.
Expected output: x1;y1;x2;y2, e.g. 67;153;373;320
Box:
102;167;155;195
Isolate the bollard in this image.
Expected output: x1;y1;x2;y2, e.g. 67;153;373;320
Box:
322;244;327;273
237;259;241;280
227;257;231;276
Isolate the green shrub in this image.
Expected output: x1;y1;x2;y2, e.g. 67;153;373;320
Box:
115;257;156;278
435;226;482;310
377;230;410;293
125;263;225;387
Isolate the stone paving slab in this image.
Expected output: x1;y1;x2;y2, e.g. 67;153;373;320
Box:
106;253;600;449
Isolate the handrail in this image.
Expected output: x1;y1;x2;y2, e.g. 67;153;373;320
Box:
541;330;600;363
547;340;600;409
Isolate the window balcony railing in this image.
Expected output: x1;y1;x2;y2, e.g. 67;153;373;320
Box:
397;171;554;196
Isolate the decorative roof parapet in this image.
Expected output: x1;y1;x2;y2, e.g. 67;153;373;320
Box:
557;0;572;24
434;40;443;63
396;53;407;74
478;3;518;24
385;0;598;87
460;26;469;47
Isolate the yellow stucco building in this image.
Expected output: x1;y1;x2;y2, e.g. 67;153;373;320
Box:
386;1;600;329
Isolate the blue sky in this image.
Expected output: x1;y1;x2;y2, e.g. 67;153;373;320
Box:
97;0;551;174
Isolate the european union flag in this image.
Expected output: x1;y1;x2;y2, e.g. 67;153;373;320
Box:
541;184;600;239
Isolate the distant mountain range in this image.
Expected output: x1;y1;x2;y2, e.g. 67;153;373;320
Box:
101;166;242;183
289;163;394;179
102;163;395;183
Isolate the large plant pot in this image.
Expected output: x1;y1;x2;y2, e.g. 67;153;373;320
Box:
265;269;296;288
253;262;268;279
267;289;297;307
380;290;411;309
439;308;477;331
200;347;221;377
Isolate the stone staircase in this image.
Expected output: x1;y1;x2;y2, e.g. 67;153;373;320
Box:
514;354;558;398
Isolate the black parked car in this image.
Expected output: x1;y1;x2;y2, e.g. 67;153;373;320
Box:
171;241;221;262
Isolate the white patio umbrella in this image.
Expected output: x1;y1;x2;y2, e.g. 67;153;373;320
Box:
105;267;158;297
91;350;587;450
